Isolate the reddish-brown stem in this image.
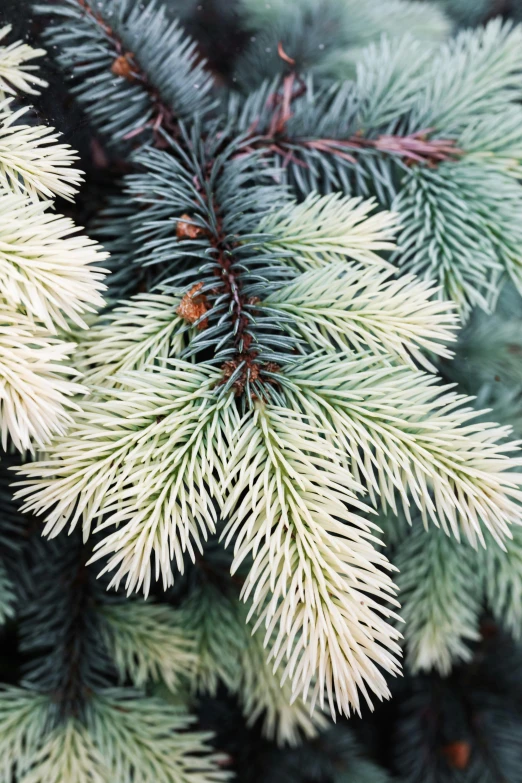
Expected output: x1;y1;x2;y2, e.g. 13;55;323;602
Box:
243;74;461;169
254;128;461;169
211;223;263;396
320;129;463;166
211;218;251;350
174;171;262;395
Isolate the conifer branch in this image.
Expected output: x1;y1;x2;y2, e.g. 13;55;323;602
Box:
0;688;50;781
0;193;107;333
263;262;457;370
0;310;83;452
100;602;197;691
242;72;462;170
73;0;182;144
75;293;186;386
394;525;481;674
222;403;402;717
24;720;108;783
0;25;46;98
181;581;326;745
13;0;522;732
0;39;107;452
86;692;230;782
16;364;237;594
0;101;83;201
37;0;213;149
281;352;522;547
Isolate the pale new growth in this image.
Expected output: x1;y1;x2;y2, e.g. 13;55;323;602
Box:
240;620;328;745
222;404;402;717
16;363;236;594
0;687;49;782
0;101;83;201
21;722;107;783
0;193;106;332
182;584;325;745
0;26;46;98
282;352;522;548
76;293;185;386
0;31;106;452
259;193;398;268
263;262;458;370
87;694;230;782
0;308;84;451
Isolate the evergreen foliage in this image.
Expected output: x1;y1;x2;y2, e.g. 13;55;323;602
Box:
2;1;522;781
0;28;106;451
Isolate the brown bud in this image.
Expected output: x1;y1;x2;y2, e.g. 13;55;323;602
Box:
220;357;260;397
241;333;253;351
264;362;281;375
176;214;207;240
441;741;471;770
111;53;139;82
176;282;209;330
249;363;260;384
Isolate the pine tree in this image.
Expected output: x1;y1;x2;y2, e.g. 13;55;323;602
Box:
3;1;522;781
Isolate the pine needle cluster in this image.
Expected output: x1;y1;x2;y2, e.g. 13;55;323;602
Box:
3;2;522;781
0;24;106;452
13;0;522;724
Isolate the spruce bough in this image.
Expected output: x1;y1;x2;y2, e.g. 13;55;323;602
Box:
3;1;522;779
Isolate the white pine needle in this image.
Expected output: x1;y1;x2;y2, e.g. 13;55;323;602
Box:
100;601;197;691
0;191;107;332
282;351;522;548
0;100;83;201
222;403;402;719
75;293;186;386
0;687;49;782
181;583;325;745
264;262;458;369
16;362;236;595
86;693;230;783
259;193;398;269
0;26;46;98
20;721;107;783
0;306;84;452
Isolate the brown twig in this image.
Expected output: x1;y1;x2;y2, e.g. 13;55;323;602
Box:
339;128;462;167
177;171;278;397
240;72;461;170
211;215;260;395
277;41;296;66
